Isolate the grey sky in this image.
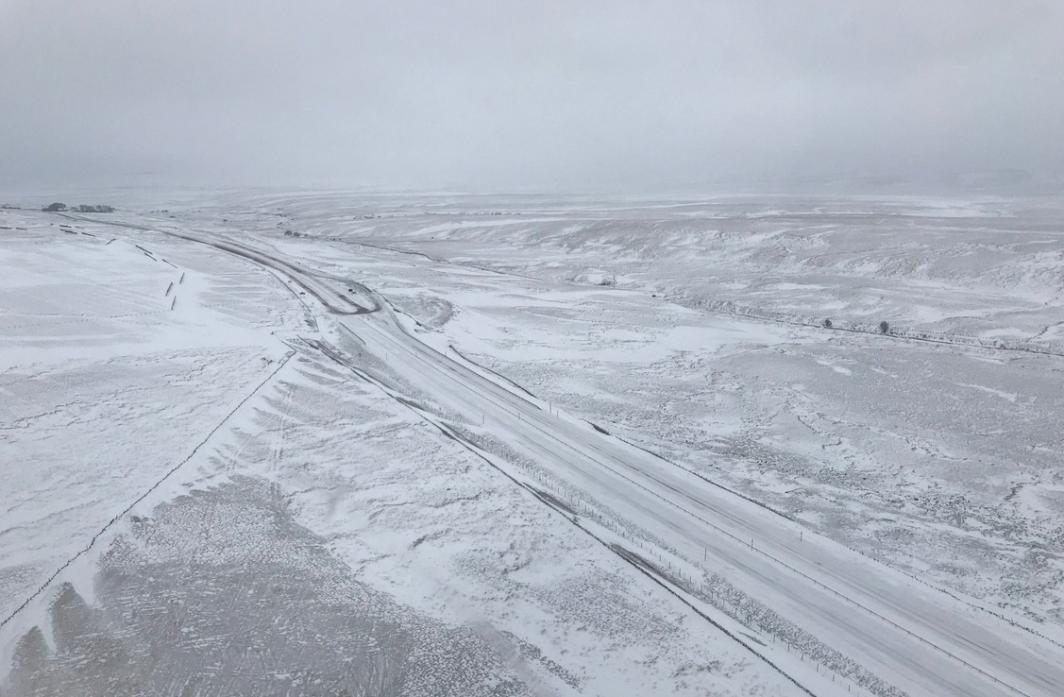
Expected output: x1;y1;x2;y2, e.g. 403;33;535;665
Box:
3;1;1063;192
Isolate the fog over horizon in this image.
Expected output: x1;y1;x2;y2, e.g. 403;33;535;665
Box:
3;1;1063;194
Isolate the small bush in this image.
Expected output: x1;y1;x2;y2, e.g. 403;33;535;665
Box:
878;320;890;334
822;318;832;329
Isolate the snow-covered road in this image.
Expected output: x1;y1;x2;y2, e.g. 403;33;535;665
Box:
345;307;1064;697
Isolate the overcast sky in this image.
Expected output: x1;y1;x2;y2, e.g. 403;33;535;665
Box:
3;1;1063;192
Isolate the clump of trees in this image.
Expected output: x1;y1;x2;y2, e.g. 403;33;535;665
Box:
41;203;115;213
879;320;890;334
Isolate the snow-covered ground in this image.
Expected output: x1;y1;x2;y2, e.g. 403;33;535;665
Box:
2;193;1064;696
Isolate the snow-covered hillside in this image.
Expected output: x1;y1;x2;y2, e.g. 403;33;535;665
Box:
3;194;1064;697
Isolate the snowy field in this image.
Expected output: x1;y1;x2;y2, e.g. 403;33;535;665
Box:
2;192;1064;696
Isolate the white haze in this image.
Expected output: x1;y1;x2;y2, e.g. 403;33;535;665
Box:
2;0;1063;193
